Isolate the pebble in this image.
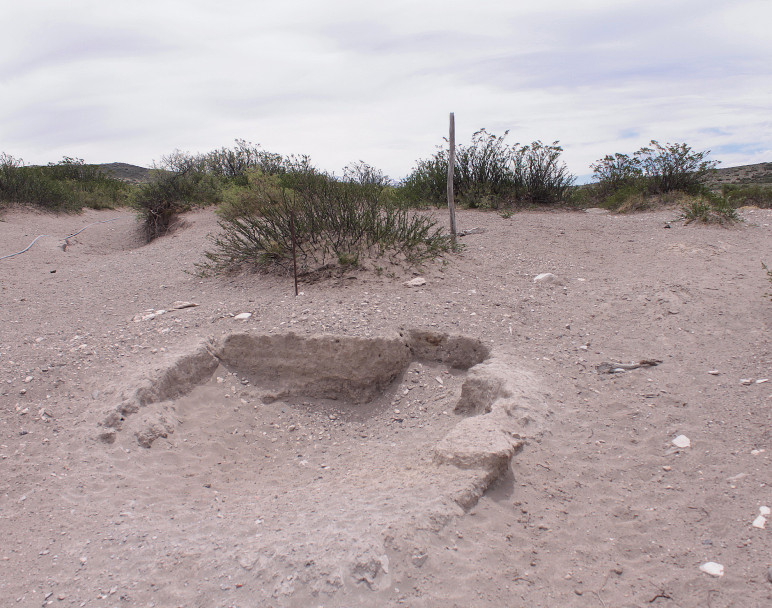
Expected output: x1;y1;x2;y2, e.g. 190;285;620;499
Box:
740;378;753;385
707;370;720;375
699;562;724;577
752;515;766;529
233;312;252;321
404;277;426;287
672;435;691;449
767;567;772;584
533;273;556;283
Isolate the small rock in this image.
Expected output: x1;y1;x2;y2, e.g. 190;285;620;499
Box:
752;515;766;529
533;273;556;283
700;562;724;577
172;301;198;309
740;378;753;385
672;435;691;449
233;312;252;321
760;506;771;516
707;370;720;375
24;376;33;383
767;567;772;584
404;277;426;287
756;378;769;384
662;465;672;471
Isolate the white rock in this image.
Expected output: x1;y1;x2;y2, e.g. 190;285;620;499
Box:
756;378;769;384
533;273;556;283
752;515;766;529
672;435;691;448
707;370;720;375
699;562;724;577
760;506;771;516
740;378;753;385
404;277;426;287
233;313;252;321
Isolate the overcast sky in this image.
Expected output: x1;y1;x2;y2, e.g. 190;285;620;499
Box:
2;0;770;182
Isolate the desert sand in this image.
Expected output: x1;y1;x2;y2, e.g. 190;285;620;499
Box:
1;204;771;607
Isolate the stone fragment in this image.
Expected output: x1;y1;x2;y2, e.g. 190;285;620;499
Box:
752;515;766;529
233;313;252;321
172;301;198;309
699;562;724;577
533;273;556;283
672;435;691;448
404;277;426;287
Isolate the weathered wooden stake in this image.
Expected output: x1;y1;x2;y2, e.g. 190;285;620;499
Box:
290;211;299;296
447;112;457;244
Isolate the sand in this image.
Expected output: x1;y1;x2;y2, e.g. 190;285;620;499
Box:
1;204;770;607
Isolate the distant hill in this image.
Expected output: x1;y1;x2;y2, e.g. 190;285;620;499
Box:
97;162;152;184
704;162;772;186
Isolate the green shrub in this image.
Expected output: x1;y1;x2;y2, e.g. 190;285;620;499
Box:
512;141;575;205
721;184;772;208
0;154;128;211
399;130;574;209
134;151;221;241
680;191;739;225
201;170;454;276
591;141;719;207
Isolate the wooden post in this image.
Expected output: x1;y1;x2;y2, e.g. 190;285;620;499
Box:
290;210;299;296
447;112;457;245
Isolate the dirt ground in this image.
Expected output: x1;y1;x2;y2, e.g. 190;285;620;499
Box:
1;204;770;608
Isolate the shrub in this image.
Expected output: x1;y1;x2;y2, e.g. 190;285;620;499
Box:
590;153;643;197
639;141;719;194
399;130;574;208
763;262;772;301
680;191;739;225
201;170;454;276
721;184;772;208
592;141;719;204
512;141;575;205
0;154;128;211
134;151;221;241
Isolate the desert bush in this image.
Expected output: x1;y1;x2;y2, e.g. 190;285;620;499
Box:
763;262;772;301
400;130;574;208
720;184;772;208
134;151;221;241
512;140;575;205
0;154;128;211
592;141;719;205
680;191;739;225
590;152;643;197
201;170;454;276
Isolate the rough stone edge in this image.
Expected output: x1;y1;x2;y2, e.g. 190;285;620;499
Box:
433;354;547;510
97;342;219;444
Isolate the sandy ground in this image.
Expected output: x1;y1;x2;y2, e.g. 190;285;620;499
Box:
1;204;771;608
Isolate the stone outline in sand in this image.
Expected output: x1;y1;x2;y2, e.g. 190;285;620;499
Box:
97;329;547;509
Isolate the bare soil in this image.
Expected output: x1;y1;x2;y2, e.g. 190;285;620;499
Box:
1;204;771;607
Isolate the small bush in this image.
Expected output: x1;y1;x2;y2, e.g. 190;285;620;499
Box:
201;170;454;276
0;154;128;211
134;151;221;241
721;184;772;208
763;262;772;301
399;130;574;209
512;141;575;205
680;191;739;225
591;141;719;206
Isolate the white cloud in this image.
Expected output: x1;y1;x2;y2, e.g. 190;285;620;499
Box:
1;0;769;179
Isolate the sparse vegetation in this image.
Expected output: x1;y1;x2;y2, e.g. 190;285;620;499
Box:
680;191;739;225
0;153;128;212
200;165;454;276
720;184;772;208
763;262;772;301
400;129;574;209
